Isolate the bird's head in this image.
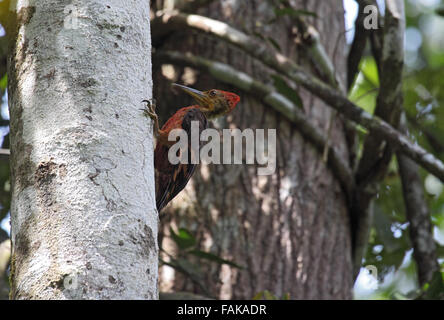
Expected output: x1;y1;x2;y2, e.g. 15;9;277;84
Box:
173;83;240;119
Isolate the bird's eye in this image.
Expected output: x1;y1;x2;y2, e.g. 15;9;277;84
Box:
209;90;217;97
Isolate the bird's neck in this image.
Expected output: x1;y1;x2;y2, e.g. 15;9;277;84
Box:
201;106;227;120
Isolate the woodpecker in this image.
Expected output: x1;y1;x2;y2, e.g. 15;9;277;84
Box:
144;83;240;212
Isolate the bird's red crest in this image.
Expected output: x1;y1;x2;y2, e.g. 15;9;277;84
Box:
222;91;240;110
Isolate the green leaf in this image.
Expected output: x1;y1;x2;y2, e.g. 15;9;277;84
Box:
355;124;368;135
0;74;7;91
189;249;243;269
252;291;264;300
282;292;290;300
263;290;276;300
169;227;196;250
360;58;379;87
422;271;444;299
348;57;381;114
271;75;303;109
252;290;289;300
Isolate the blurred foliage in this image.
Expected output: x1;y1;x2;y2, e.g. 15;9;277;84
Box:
252;290;290;300
160;227;243;297
352;0;444;299
272;74;304;109
167;227;243;269
349;57;379;114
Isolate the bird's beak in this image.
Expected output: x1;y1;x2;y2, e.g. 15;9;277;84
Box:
172;83;209;106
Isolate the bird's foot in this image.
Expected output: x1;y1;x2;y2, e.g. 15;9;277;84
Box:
142;99;157;120
142;99;160;138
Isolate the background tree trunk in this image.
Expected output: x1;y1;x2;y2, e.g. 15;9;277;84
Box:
8;0;157;299
155;0;353;299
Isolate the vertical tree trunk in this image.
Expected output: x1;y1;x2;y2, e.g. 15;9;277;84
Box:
8;0;157;299
155;0;352;299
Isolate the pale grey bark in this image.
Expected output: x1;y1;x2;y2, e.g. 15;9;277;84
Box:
8;0;157;299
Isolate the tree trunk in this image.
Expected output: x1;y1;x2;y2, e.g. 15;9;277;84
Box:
155;0;353;299
8;0;157;299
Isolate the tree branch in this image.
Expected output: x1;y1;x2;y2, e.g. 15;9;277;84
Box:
151;11;444;183
154;50;354;201
347;1;370;90
286;8;353;167
397;116;440;288
351;0;406;276
407;114;444;155
289;14;341;89
355;0;384;69
356;0;405;184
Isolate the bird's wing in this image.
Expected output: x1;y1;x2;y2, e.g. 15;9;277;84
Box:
155;108;208;211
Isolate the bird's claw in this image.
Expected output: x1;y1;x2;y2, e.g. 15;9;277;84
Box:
142;99;160;138
142;99;158;121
